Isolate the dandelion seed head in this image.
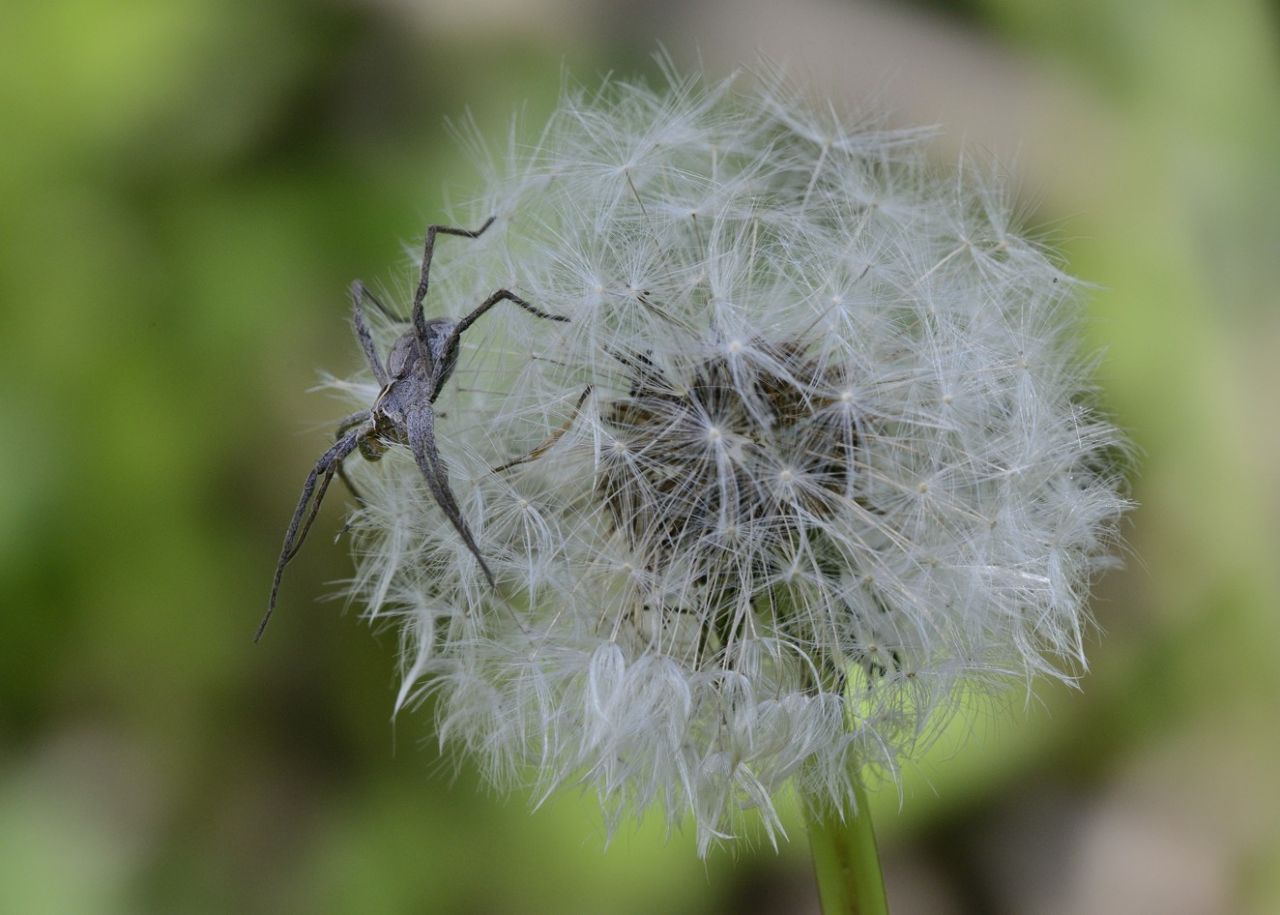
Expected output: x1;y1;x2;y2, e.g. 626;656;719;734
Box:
337;59;1130;854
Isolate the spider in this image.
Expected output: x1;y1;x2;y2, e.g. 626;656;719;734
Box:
256;216;569;642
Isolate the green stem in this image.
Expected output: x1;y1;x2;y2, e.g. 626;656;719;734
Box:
803;776;888;915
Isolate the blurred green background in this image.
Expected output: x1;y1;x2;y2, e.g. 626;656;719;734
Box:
2;1;1277;912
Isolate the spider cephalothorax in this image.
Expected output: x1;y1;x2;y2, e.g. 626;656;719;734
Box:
256;217;569;641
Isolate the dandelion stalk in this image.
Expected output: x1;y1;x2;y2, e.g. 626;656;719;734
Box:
804;776;887;915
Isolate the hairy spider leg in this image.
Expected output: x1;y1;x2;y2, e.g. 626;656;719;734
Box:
410;216;497;347
350;282;389;387
407;289;571;583
257;421;373;642
491;385;593;474
405;403;496;588
431;290;571;398
396;215;571;588
333;410;372;506
285;469;336;565
354;281;404;325
335;466;365;530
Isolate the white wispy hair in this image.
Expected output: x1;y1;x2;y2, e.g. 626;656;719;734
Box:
338;60;1129;854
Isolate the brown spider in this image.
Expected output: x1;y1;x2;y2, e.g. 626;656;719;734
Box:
256;217;569;641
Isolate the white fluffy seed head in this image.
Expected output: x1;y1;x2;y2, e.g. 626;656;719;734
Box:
339;61;1130;855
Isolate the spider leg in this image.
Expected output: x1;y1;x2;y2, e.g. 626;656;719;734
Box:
431;290;570;399
411;216;497;346
330;413;371;507
335;411;369;435
336;463;365;506
284;469;336;563
451;289;569;338
256;422;371;642
350;282;389;387
360;283;405;324
606;347;673;396
405;402;496;588
492;385;592;474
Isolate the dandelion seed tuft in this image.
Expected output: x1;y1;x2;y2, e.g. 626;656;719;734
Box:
338;59;1129;854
